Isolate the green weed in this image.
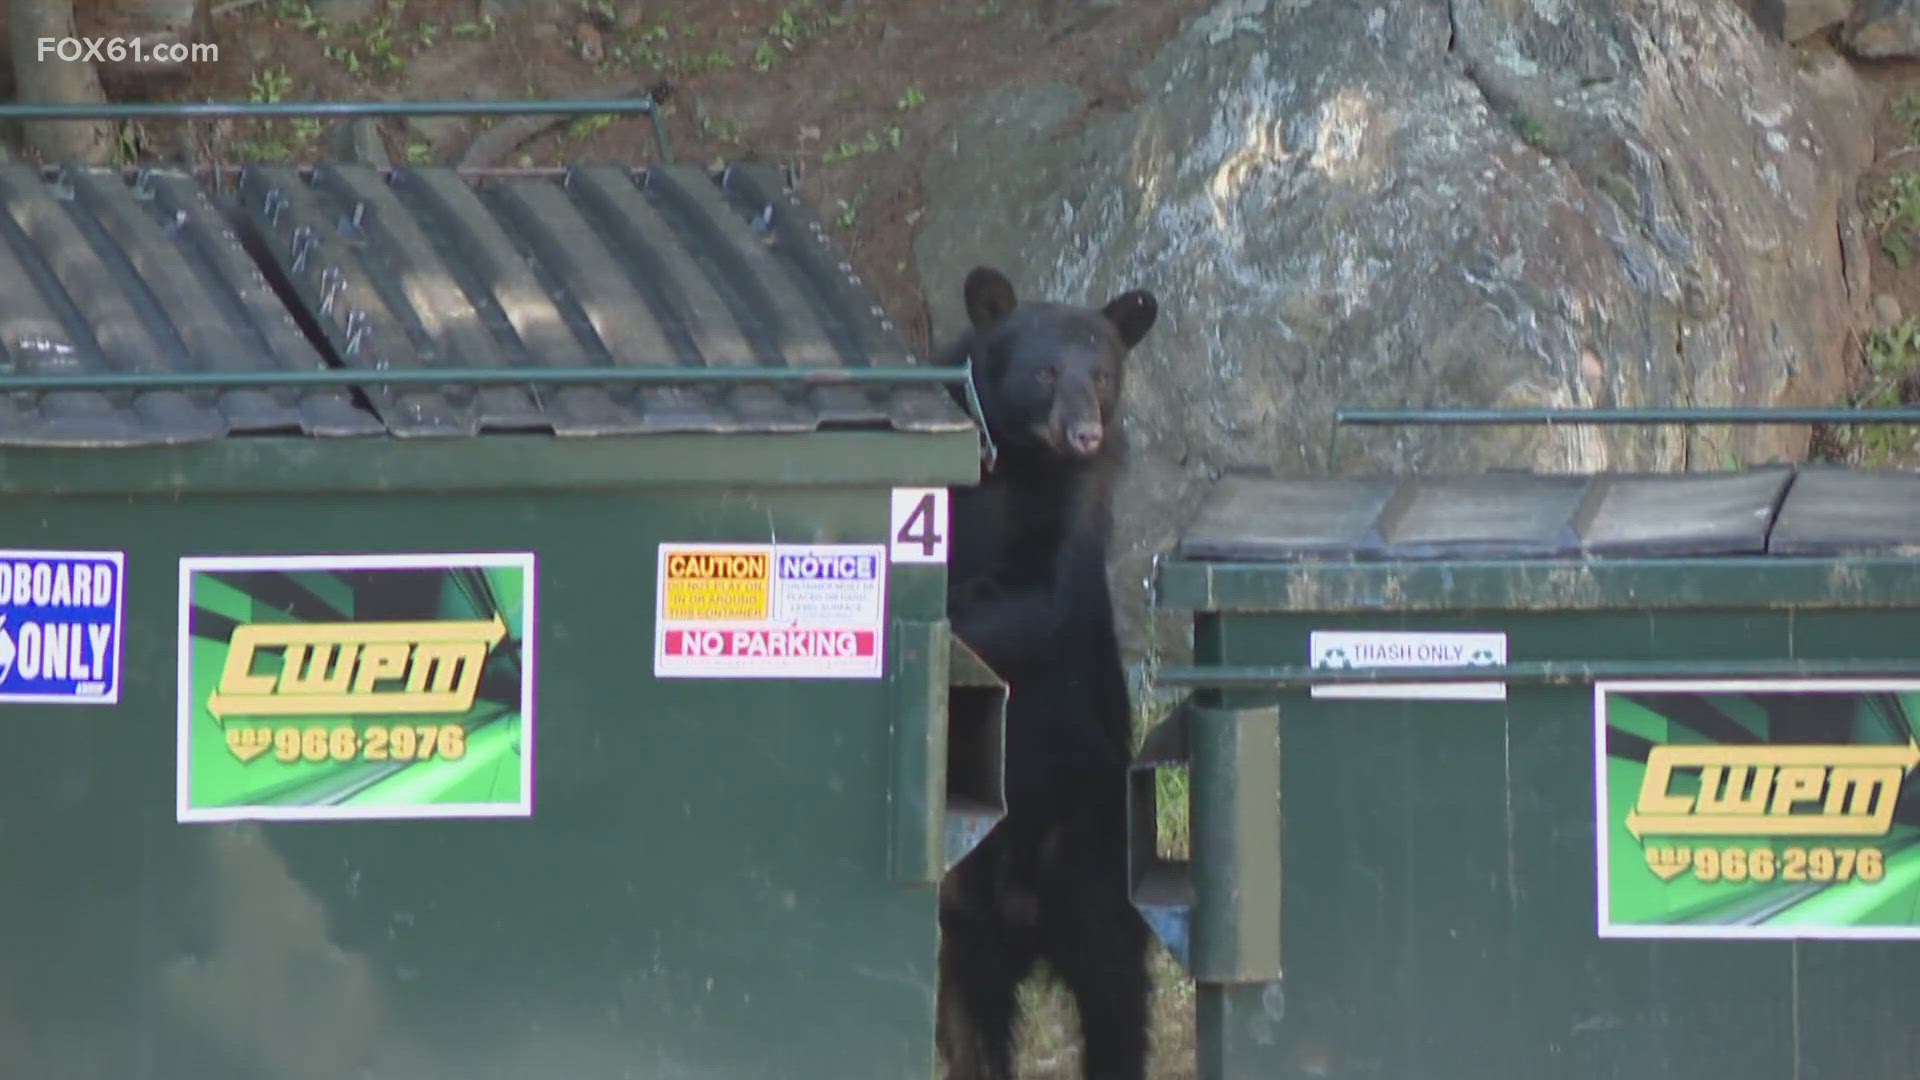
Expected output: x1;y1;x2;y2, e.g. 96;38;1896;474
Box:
248;67;293;104
753;0;846;70
1849;319;1920;466
452;14;498;40
694;49;737;73
1154;766;1189;860
1870;171;1920;267
234;67;304;160
822;124;902;162
1896;91;1920;143
567;113;615;141
296;4;329;39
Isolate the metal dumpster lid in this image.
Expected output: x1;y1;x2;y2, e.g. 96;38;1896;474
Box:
0;164;382;445
1166;465;1904;562
0;162;972;446
1767;467;1920;555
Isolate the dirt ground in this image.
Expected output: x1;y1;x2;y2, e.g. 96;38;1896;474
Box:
1837;56;1920;467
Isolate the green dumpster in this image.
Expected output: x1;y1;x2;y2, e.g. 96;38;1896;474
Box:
1145;465;1920;1079
0;160;1005;1078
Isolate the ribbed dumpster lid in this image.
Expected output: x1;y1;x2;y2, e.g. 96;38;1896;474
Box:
1176;467;1801;561
0;164;382;445
0;161;971;446
235;161;969;438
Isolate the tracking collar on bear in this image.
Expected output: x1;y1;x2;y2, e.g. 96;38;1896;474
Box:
959;349;1001;474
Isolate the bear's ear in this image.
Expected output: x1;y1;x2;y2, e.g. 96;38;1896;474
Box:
1102;289;1158;350
964;266;1019;331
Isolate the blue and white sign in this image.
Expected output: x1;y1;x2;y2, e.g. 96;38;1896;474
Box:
0;550;125;704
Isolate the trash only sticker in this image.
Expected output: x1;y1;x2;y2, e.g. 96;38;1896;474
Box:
655;543;886;679
1309;630;1507;701
0;550;126;705
177;553;535;823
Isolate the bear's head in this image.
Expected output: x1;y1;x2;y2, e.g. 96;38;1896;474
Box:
953;266;1157;467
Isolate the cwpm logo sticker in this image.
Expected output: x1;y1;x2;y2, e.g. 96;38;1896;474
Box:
1596;680;1920;940
178;553;535;824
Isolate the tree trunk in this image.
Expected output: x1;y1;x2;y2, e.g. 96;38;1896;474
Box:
8;0;113;163
80;0;207;97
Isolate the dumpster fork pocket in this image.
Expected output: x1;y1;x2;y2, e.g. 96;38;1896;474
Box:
888;619;1007;884
1129;696;1284;1079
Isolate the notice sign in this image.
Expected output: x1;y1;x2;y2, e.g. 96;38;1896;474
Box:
1596;680;1920;940
0;550;125;705
1309;630;1507;701
655;543;886;679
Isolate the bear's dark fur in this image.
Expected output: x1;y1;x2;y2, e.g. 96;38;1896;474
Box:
935;266;1159;1080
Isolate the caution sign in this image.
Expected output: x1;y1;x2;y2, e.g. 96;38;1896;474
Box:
661;549;771;621
655;542;886;679
0;550;126;705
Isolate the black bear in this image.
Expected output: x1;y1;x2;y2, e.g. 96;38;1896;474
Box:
935;265;1159;1080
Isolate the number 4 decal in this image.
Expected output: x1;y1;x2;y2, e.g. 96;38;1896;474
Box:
890;488;949;564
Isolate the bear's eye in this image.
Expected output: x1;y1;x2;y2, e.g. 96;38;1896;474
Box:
1035;366;1057;387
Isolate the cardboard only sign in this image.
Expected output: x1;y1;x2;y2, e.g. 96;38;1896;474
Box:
0;550;126;705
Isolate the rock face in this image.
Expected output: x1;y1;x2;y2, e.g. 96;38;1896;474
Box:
1846;0;1920;57
914;0;1874;666
1787;0;1859;39
1740;0;1855;42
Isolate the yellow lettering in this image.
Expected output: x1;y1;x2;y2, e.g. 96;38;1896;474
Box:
1695;765;1773;816
1768;766;1825;815
406;640;487;697
1824;766;1903;833
206;616;507;719
1625;743;1920;840
277;642;358;694
1634;748;1696;817
219;625;281;697
352;642;410;693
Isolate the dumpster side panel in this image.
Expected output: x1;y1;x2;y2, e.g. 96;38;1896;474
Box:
1201;607;1920;1080
0;488;940;1080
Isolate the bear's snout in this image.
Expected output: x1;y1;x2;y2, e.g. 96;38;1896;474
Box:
1066;421;1103;456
